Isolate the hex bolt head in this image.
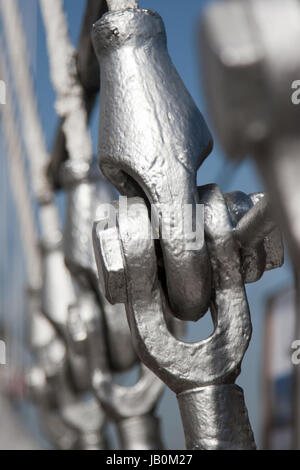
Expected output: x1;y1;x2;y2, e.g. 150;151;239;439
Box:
93;220;127;305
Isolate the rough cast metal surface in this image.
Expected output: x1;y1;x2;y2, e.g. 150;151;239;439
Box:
225;191;283;283
62;160;137;372
177;385;255;450
92;8;213;322
93;185;259;449
248;193;284;273
116;187;252;391
116;415;162;451
93;191;282;307
106;0;138;11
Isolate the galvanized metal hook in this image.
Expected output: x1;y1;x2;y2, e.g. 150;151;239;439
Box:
92;6;213;322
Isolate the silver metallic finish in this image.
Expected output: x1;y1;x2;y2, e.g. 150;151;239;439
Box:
49;0;107;189
40;0;94;166
27;303;107;450
225;191;265;283
65;289;101;392
225;191;283;283
200;0;300;263
235;193;276;250
177;385;255;450
41;241;77;336
107;0;138;11
80;252;165;449
248;193;284;273
92;364;164;450
93;186;260;449
62;160;137;372
200;0;298;446
26;365;79;450
116;188;252;391
93;207;127;305
26;292;79;450
36;242;108;448
200;0;300;158
116;415;162;451
100;298;138;372
92;8;213;322
92;365;162;420
62;161;117;280
60;397;108;450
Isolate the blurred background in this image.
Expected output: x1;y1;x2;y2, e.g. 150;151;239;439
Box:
0;0;294;450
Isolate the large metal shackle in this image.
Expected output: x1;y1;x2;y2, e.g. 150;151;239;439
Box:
92;5;213;322
93;185;252;393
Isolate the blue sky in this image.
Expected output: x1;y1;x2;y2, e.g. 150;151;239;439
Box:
1;0;294;449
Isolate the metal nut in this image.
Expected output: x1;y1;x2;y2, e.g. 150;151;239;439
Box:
93;220;127;305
